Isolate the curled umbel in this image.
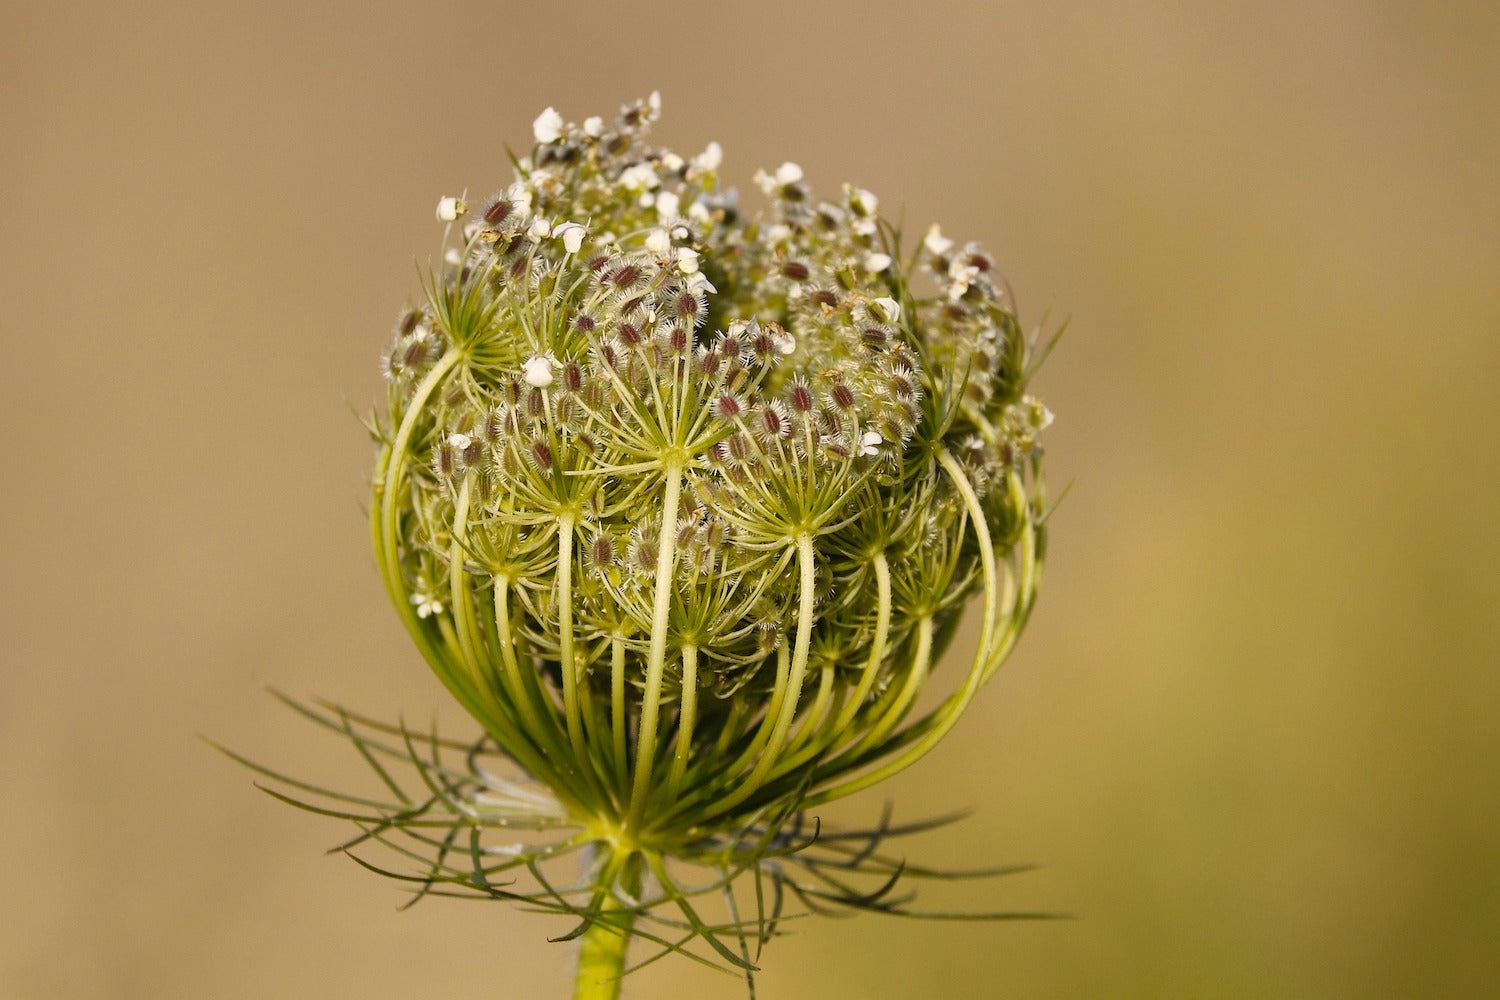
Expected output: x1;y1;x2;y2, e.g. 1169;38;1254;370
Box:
372;95;1052;852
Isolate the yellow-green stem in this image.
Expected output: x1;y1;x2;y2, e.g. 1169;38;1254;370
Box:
626;459;683;831
571;902;634;1000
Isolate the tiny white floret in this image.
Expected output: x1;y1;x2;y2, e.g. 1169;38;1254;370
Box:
444;247;463;266
619;163;659;191
528;217;553;240
675;247;700;274
849;186;879;216
447;432;473;450
859;431;883;457
864;252;892;273
775;162;804;185
435;196;466;222
923;223;954;256
533;107;564;144
522;355;554;389
644;228;672;257
871;296;902;323
410;592;444;619
583;116;603;137
655;191;681;220
553;222;587;254
692;141;723;172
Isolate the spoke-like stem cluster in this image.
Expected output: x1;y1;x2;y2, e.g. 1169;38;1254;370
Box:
350;94;1057;987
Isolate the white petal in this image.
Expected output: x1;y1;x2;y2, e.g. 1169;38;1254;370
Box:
618;163;659;191
583;116;603;137
693;141;723;171
923;223;954;256
675;247;700;274
522;356;554;388
644;229;672;257
528;217;552;240
864;253;892;273
435;196;465;222
655;190;680;220
554;222;586;254
533;106;564;144
871;297;902;323
775;161;803;185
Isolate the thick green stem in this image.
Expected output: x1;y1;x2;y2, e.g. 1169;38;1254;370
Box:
571;906;634;1000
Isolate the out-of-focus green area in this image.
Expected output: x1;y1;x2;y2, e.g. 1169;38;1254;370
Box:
2;2;1495;997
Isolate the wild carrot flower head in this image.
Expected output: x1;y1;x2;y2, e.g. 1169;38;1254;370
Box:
252;94;1058;983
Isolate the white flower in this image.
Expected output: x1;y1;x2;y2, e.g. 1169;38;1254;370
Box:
447;432;473;450
435;196;466;222
765;223;793;244
923;223;954;256
507;183;534;218
618;163;659;191
533;106;564;144
870;296;902;323
522;355;554;388
947;259;979;299
852;218;877;237
661;152;684;172
687;201;712;224
528;216;553;240
1023;396;1055;432
444;247;463;266
410;592;443;619
553;222;587;254
675;246;700;274
582;115;603;137
684;271;717;295
644;228;672;257
655;190;681;220
775;162;803;185
848;186;879;216
864;252;892;273
692;141;723;172
772;329;796;355
859;430;883;457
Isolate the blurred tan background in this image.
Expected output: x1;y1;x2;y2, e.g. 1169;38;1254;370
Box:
3;1;1497;997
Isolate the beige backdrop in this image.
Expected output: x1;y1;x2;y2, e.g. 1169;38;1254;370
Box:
3;1;1498;997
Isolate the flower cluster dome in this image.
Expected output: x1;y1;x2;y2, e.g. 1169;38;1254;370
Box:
371;94;1052;846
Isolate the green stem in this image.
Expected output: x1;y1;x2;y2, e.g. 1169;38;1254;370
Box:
626;458;683;831
571;904;634;1000
572;850;638;1000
